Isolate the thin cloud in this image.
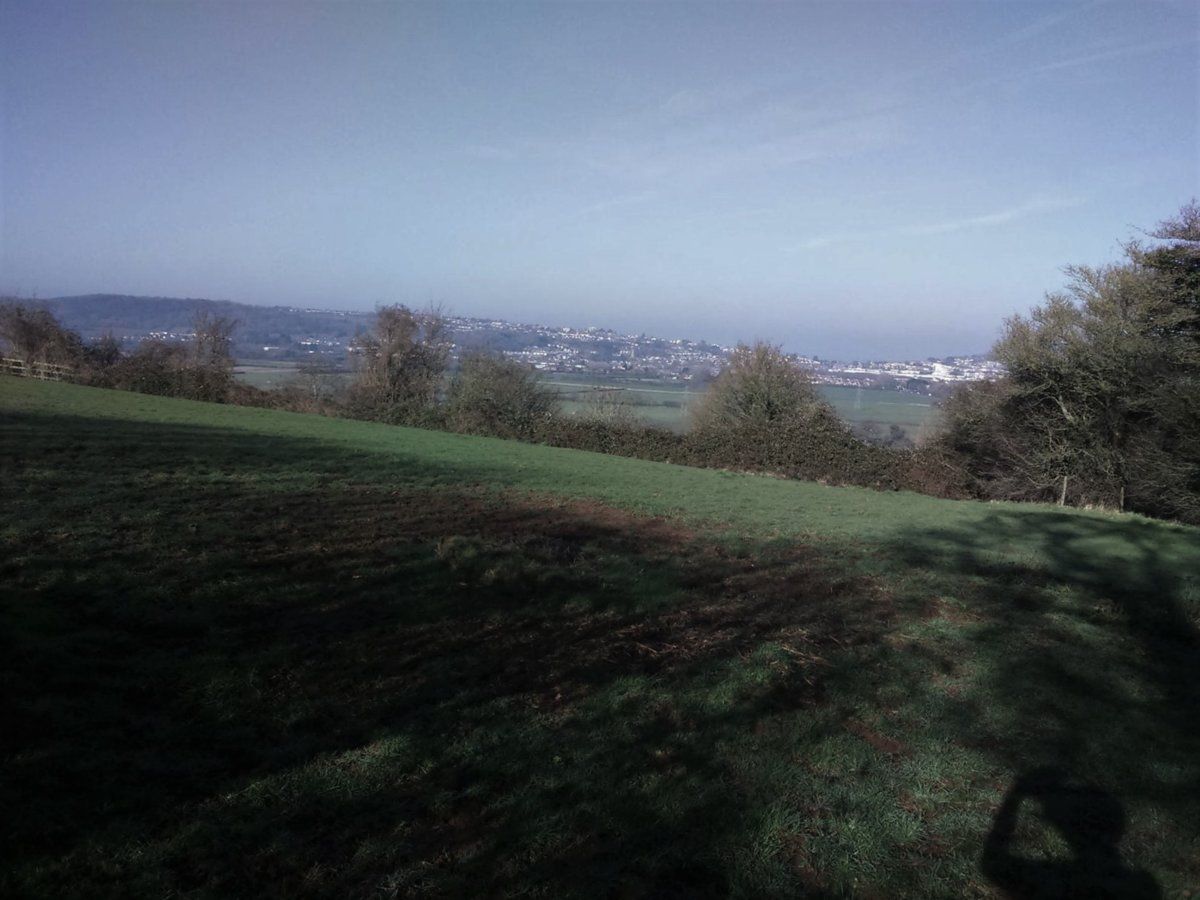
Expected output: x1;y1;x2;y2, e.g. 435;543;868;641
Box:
464;2;1171;232
903;197;1086;236
903;0;1109;84
520;110;903;188
462;74;907;191
794;197;1086;251
945;32;1198;99
660;84;760;119
985;0;1115;53
1024;37;1196;76
495;190;659;236
570;191;658;219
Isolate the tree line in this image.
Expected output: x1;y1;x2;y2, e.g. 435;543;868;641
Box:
2;202;1196;523
0;306;238;402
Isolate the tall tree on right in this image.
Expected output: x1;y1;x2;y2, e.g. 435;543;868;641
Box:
940;203;1200;522
1129;200;1200;341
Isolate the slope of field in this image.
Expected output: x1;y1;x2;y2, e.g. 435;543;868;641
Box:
2;378;1198;898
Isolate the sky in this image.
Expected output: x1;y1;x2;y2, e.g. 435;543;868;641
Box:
1;1;1197;359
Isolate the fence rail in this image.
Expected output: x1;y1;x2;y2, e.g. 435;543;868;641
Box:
0;357;75;381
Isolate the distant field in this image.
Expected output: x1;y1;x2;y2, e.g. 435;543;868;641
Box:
233;359;310;389
3;377;1197;898
235;365;939;438
817;384;938;432
542;377;939;438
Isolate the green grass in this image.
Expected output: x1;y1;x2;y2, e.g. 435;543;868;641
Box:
816;385;938;435
547;376;938;439
234;360;310;389
3;377;1198;898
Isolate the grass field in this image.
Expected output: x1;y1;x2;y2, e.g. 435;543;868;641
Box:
233;359;314;390
815;385;938;437
233;366;939;438
3;377;1198;898
520;376;936;438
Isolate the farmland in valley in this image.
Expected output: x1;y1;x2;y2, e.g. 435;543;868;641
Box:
235;364;941;439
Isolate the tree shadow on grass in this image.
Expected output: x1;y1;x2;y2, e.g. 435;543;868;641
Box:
885;509;1200;896
1;411;888;897
6;409;1199;896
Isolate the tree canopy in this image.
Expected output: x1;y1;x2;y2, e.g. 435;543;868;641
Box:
940;202;1200;522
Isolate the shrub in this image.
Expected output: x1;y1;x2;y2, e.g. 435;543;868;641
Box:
0;301;87;368
690;341;827;432
446;352;556;439
347;305;450;424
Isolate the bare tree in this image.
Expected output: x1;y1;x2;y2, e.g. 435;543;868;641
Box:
186;310;238;401
348;305;451;424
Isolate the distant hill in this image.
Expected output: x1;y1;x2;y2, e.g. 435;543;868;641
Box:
40;294;373;362
33;294;729;375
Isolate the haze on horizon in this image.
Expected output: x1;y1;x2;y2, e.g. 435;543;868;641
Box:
2;0;1196;360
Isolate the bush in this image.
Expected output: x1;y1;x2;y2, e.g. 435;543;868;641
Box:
535;417;688;463
533;408;911;492
347;305;450;424
106;339;192;396
691;341;827;431
0;301;87;368
103;320;237;403
685;419;909;488
446;353;556;439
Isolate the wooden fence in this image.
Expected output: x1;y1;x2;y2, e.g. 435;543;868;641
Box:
0;357;75;381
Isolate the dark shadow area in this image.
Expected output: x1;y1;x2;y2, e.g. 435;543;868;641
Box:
886;510;1200;896
5;406;1199;896
981;767;1160;899
1;409;884;897
0;407;539;492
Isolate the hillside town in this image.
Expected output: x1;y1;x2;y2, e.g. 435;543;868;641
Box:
444;314;1002;391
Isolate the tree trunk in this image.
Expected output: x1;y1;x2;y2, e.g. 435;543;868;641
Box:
1118;484;1125;513
1059;474;1069;507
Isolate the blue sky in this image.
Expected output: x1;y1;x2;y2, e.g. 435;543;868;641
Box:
2;0;1196;358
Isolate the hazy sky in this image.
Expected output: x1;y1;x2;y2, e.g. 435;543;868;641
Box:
2;0;1196;358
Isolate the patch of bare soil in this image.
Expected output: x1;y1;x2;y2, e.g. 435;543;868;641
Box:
845;719;909;757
